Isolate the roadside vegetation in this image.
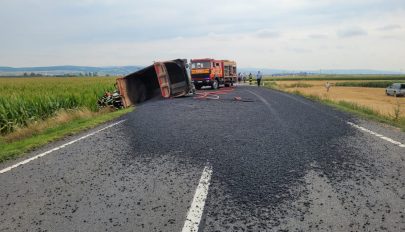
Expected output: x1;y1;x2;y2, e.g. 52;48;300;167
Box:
0;77;132;162
335;81;395;88
0;77;117;134
263;78;405;131
264;74;405;81
279;82;313;88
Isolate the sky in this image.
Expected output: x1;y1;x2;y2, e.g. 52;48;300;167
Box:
0;0;404;71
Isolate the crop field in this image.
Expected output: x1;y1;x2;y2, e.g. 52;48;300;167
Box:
0;77;117;135
271;80;405;118
264;74;405;81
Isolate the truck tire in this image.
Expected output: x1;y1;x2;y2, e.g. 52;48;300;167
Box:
211;79;219;90
195;85;202;90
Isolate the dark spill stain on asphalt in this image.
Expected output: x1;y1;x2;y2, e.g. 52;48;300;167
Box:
122;86;368;227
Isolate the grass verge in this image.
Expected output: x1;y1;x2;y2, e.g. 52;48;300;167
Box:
264;74;405;81
0;108;133;163
264;84;405;132
334;81;395;88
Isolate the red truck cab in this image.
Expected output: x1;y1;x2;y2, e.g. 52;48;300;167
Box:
191;58;237;90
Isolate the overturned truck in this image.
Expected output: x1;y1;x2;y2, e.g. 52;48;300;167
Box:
116;59;194;107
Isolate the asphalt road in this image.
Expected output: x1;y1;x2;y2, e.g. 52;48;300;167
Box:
0;85;404;231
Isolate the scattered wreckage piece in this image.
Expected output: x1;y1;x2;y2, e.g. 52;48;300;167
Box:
97;90;123;109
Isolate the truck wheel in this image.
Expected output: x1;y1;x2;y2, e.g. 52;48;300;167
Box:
211;79;219;90
195;85;202;90
224;83;230;87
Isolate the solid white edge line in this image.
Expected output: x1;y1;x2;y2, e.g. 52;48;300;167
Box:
347;121;405;148
182;165;213;232
0;119;126;174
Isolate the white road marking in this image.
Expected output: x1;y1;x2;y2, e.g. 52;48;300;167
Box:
182;165;213;232
247;90;272;108
347;122;405;148
0;120;127;174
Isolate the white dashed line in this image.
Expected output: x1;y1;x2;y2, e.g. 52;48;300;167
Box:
182;165;213;232
347;122;405;148
0;120;127;174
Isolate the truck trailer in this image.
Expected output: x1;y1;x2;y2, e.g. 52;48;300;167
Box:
190;58;237;90
116;59;193;107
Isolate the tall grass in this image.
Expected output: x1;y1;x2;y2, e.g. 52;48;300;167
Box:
282;82;313;88
283;89;405;131
0;77;117;134
335;81;396;88
264;75;405;81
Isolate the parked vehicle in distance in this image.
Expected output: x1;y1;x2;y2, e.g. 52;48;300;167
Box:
190;58;237;90
385;83;405;97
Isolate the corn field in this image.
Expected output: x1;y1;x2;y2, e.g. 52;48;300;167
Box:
0;77;117;135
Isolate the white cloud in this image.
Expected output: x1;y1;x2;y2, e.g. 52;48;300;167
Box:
308;34;329;39
0;0;404;70
256;29;281;39
337;27;368;38
376;24;402;31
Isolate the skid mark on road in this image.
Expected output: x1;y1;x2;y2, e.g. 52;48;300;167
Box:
0;120;127;174
347;122;405;148
182;165;213;232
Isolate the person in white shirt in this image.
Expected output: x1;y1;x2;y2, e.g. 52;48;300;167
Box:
256;71;263;87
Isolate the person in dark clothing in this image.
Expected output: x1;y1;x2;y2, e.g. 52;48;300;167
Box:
249;73;253;85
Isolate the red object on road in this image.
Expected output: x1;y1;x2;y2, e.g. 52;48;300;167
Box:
194;86;235;100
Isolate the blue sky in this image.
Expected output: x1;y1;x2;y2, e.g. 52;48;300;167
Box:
0;0;404;70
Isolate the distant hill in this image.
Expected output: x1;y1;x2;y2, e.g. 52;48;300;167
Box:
0;65;143;76
0;65;402;76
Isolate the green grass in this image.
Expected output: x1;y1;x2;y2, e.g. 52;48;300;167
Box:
0;77;117;134
266;85;405;132
282;82;313;88
0;108;132;163
263;81;278;88
264;74;405;81
335;81;398;88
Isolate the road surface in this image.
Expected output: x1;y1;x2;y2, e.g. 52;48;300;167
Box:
1;86;404;231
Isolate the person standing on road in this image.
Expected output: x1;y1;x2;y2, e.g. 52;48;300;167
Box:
243;72;247;83
238;72;242;83
249;73;253;85
256;71;262;87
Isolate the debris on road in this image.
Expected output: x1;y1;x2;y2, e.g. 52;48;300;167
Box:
194;87;235;100
97;89;123;109
233;96;255;102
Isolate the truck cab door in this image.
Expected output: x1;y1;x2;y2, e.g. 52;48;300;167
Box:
154;62;171;98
